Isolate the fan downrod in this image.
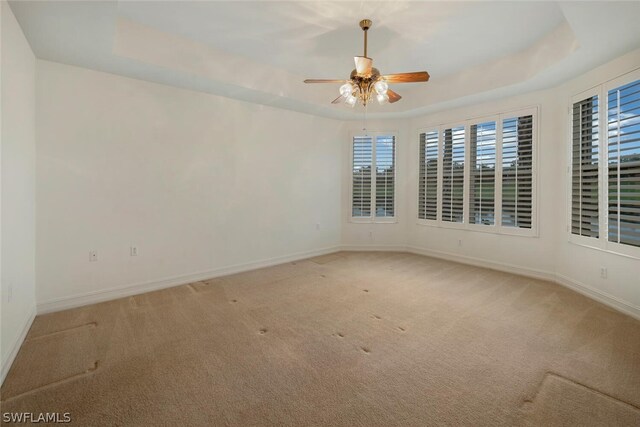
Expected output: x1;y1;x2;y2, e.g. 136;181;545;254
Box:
359;19;372;57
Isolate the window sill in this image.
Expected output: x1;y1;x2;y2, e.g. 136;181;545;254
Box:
416;219;538;237
349;218;399;224
568;238;640;261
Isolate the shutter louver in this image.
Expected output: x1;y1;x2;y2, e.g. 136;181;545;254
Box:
442;126;465;223
376;136;395;217
469;122;497;225
572;96;599;238
608;79;640;248
352;136;372;217
418;131;438;220
502;115;533;229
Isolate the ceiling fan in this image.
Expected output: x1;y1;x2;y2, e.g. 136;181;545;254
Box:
304;19;430;107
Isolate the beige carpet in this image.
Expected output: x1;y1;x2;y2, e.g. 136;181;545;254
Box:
1;251;639;426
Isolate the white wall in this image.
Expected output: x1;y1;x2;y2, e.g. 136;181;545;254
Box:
1;1;37;382
36;60;343;310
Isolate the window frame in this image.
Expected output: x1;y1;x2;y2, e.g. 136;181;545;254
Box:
349;130;398;224
499;108;538;237
568;86;605;250
416;107;539;237
467;115;500;234
439;121;468;230
417;128;440;222
567;68;640;259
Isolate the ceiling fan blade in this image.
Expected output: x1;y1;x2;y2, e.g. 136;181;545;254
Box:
381;71;430;83
354;56;373;75
331;94;347;104
304;79;348;83
387;89;402;103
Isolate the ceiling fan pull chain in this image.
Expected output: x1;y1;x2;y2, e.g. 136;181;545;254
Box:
363;104;368;135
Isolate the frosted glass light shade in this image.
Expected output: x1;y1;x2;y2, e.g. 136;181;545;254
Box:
374;80;388;95
340;83;354;96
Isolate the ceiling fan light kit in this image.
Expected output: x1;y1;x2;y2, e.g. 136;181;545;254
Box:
304;19;430;108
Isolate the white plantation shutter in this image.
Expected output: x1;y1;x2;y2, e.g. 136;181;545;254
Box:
416;108;537;234
572;95;600;238
352;136;372;217
376;136;396;217
607;79;640;248
469;121;497;225
442;126;465;223
418;131;438;220
351;134;396;219
502;115;533;229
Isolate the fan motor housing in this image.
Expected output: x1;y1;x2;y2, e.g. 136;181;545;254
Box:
350;68;380;81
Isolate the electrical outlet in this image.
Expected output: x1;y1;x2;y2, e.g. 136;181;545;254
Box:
315;223;320;231
89;250;98;262
7;284;13;303
458;239;463;247
369;231;374;240
600;267;607;279
130;246;138;256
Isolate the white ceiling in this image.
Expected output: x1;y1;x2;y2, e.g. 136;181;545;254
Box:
116;1;565;79
8;1;640;119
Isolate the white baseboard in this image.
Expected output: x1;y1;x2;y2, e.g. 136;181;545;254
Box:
36;243;640;322
405;245;556;282
405;245;639;321
340;244;639;321
340;244;408;252
1;305;36;386
37;246;342;314
555;274;640;321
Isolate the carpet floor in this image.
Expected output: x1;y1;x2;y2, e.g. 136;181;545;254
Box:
1;251;639;426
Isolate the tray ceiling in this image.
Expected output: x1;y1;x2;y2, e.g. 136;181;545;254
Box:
8;1;640;119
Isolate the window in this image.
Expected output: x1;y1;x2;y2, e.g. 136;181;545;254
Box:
376;136;396;217
352;136;372;217
417;108;537;235
351;133;396;220
502;115;533;229
469;121;496;225
569;72;640;256
418;131;438;220
571;95;600;238
607;79;640;248
442;126;465;223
